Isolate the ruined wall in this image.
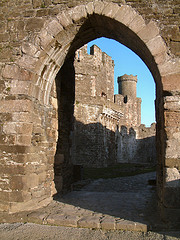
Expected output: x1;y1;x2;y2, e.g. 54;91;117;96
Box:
72;96;122;167
74;44;114;101
72;45;156;167
116;123;156;164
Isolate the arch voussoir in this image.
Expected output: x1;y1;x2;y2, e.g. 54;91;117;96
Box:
67;5;87;23
56;11;73;28
101;2;120;18
93;1;108;15
137;20;159;43
86;2;94;15
147;36;167;58
45;19;64;37
36;29;54;50
128;14;145;34
114;5;137;27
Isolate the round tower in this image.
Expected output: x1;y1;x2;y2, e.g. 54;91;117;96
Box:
117;74;137;99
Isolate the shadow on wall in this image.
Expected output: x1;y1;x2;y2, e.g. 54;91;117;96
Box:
54;55;75;195
116;126;156;165
71;120;156;168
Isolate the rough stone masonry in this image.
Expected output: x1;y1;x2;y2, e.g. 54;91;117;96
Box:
0;0;179;227
71;44;156;167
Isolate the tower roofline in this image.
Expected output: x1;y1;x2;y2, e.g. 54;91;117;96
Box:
118;74;138;83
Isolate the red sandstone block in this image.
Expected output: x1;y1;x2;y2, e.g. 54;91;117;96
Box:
138;20;159;42
16;123;33;134
16;135;31;146
0;100;33;113
164;112;180;127
162;73;180;91
2;64;32;81
12;112;32;122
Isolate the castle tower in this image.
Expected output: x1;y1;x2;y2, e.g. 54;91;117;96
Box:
117;74;137;99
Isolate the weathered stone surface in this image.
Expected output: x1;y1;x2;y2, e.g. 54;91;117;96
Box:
114;5;136;26
116;220;147;232
138;20;159;42
2;65;32;81
102;2;119;18
68;5;87;22
100;217;115;230
128;14;146;33
25;18;45;31
164;96;180;111
93;1;106;15
78;216;100;228
158;59;180;76
0;0;179;228
162;73;180;91
45;19;63;37
165;168;180;187
0;100;33;113
85;2;94;15
37;29;54;49
147;36;167;57
164;112;180;128
165;159;180;170
10;80;31;95
21;42;39;57
56;11;73;28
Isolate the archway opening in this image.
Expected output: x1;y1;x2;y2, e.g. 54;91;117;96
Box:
69;37;157;181
53;14;160;224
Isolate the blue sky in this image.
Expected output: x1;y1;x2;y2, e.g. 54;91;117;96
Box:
87;37;156;126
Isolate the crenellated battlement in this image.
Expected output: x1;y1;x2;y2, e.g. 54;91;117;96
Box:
75;44;114;68
74;44;115;102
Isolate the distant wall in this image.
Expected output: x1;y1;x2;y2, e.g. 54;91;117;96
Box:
116;123;156;164
72;97;120;167
74;44;114;102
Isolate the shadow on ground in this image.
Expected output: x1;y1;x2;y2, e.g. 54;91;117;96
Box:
54;171;161;229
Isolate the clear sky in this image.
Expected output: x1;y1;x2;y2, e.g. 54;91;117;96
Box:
87;37;156;127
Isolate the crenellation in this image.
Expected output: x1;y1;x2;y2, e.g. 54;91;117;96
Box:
72;45;156;167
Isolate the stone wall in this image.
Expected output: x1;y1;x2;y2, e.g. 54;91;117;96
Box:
72;45;156;167
116;123;156;164
72;96;122;167
75;44;114;102
0;0;179;226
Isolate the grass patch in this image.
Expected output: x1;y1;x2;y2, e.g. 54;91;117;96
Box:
83;163;156;180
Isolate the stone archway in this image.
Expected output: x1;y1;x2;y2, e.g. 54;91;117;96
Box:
0;1;179;224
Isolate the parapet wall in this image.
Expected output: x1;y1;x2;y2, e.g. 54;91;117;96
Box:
75;44;114;102
116;123;156;164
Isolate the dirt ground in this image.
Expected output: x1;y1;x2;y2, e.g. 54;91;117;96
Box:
0;223;180;240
